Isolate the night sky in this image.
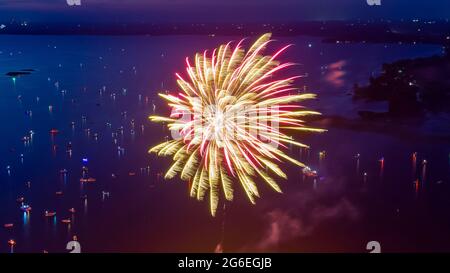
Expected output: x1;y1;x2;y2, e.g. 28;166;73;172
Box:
0;0;449;23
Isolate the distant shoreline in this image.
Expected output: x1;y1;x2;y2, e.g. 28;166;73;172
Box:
0;21;448;47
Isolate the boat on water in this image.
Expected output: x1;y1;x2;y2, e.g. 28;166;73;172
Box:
16;197;24;203
49;129;59;134
44;211;56;217
69;208;76;213
3;223;14;228
20;204;32;212
80;177;96;183
61;219;71;224
302;167;318;178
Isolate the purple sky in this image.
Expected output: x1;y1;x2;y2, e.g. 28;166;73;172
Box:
0;0;449;23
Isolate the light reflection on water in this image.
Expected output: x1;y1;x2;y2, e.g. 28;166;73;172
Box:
0;35;448;253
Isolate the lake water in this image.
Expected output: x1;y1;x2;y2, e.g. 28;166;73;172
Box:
0;34;448;252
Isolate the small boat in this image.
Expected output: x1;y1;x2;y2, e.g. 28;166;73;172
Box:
16;197;24;203
128;172;136;176
55;191;63;196
61;219;71;224
4;223;14;228
80;178;96;183
44;211;56;217
302;167;318;178
8;239;16;246
20;204;32;212
69;208;76;213
49;129;59;134
60;169;68;174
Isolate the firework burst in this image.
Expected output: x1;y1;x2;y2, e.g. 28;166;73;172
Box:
149;33;325;216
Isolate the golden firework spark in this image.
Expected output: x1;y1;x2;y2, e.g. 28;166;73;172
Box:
149;33;325;216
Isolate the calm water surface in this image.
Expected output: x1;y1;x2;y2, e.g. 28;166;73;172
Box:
0;35;448;252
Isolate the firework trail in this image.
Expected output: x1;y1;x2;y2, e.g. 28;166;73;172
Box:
150;33;325;216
